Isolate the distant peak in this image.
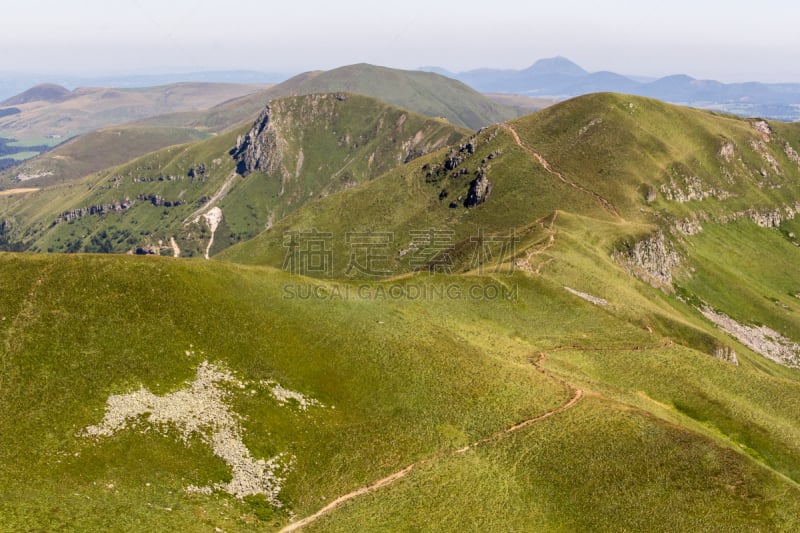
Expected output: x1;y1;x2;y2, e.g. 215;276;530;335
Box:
654;74;696;83
1;83;71;106
524;57;588;77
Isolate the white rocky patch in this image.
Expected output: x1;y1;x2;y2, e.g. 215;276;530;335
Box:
81;361;325;504
194;206;223;259
261;381;323;411
701;307;800;368
564;287;608;306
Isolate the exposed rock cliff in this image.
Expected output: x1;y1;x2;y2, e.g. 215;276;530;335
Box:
614;230;681;291
232;105;284;177
464;167;492;208
53;198;133;225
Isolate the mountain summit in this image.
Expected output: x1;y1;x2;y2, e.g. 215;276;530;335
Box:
1;83;71;106
522;56;588;77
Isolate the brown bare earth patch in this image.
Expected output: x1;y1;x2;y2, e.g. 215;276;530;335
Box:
0;188;39;196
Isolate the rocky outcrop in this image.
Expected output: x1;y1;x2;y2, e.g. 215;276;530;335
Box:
614;230;680;290
718;140;736;162
188;163;206;178
136;194;185;208
712;345;739;365
750;119;773;140
673;217;704;236
785;142;800;166
660;174;731;202
716;202;800;228
464;168;492;208
232;105;284;177
131;175;185;183
53;198;133;225
749;139;782;175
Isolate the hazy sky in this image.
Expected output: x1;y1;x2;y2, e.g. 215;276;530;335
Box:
3;0;800;82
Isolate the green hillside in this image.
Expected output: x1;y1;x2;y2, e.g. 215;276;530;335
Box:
0;125;210;189
272;64;521;130
2;64;517;192
0;93;467;257
1;250;799;531
141;64;521;133
3;92;800;531
0;82;271;141
219;93;800;500
222;93;800;276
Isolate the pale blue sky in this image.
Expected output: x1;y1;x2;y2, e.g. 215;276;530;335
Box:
3;0;800;82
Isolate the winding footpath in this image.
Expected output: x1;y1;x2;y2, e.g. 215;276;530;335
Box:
279;352;583;532
502;124;621;218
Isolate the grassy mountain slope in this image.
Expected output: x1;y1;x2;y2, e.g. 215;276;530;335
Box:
141;65;521;133
0;93;467;257
1;253;799;531
0;125;210;189
0;254;562;530
20;65;518;193
0;82;272;141
3;92;800;530
218;93;800;505
223;93;800;275
272;64;520;130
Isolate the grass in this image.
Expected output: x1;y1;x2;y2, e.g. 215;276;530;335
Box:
0;93;467;256
6;135;69;148
1;253;799;531
1;151;41;161
3;92;800;530
0;126;210;189
305;397;800;533
0;254;565;531
142;64;526;134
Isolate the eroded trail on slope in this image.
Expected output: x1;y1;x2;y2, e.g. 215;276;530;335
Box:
279;352;583;533
503;124;621;218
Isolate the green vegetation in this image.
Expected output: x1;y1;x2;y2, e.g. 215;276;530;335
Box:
0;93;467;256
1;151;41;161
141;64;523;133
0;82;270;140
5;135;67;148
2;91;800;530
0;126;209;189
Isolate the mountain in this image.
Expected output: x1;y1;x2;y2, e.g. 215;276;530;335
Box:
223;92;800;276
0;83;71;105
0;70;292;103
2;93;800;530
0;82;273;152
142;64;523;133
455;56;590;93
0;93;468;256
1;64;520;192
436;57;800;121
0;125;210;189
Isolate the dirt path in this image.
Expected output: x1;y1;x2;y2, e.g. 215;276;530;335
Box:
0;188;39;196
502;124;621;218
279;352;582;533
184;171;237;224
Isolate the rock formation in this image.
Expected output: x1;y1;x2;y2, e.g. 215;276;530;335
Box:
614;230;681;290
232;105;284;177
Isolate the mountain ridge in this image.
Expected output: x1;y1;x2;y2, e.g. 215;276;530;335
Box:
2;90;800;531
421;57;800;121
